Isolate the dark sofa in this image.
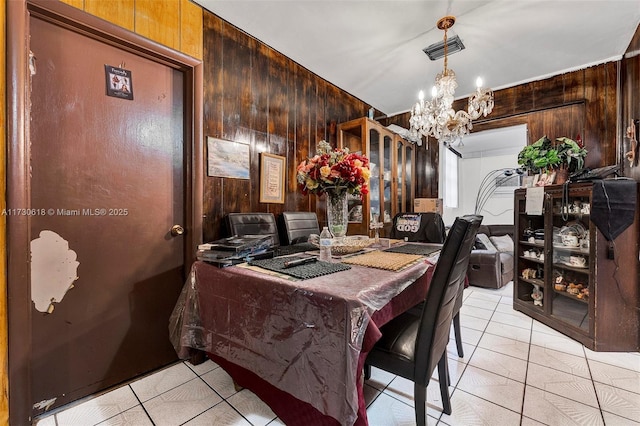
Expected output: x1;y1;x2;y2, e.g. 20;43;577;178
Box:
467;224;514;289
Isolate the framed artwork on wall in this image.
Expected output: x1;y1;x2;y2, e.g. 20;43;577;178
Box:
207;137;250;179
260;153;286;204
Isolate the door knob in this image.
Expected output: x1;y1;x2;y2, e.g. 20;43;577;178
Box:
171;224;185;236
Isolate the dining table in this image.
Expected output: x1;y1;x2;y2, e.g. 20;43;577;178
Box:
169;243;439;426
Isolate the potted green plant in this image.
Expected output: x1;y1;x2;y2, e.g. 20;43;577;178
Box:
555;137;587;173
517;136;561;174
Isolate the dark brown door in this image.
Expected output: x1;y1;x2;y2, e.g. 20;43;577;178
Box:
28;14;186;413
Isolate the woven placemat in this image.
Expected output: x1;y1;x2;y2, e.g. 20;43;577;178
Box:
341;251;423;271
275;242;318;257
384;244;441;256
249;256;351;280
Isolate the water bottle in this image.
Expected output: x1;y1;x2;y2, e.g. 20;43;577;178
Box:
319;226;332;262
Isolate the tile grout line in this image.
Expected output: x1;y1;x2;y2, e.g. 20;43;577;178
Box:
445;289;506;422
370;288;499;424
128;383;156;426
37;283;640;426
580;346;608;426
444;292;526;425
519;348;639;424
582;352;640;424
518;312;535;426
190;367;265;426
460;290;541;423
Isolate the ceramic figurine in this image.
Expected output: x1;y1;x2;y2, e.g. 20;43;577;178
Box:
532;285;543;306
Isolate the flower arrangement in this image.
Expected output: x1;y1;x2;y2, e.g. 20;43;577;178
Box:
296;140;370;198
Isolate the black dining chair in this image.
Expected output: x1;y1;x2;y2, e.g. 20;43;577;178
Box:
391;211;468;358
225;212;280;246
278;211;320;245
365;215;482;423
390;212;447;243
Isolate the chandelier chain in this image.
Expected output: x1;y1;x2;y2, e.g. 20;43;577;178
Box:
443;26;448;73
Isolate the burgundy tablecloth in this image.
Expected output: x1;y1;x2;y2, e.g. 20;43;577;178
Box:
170;259;433;425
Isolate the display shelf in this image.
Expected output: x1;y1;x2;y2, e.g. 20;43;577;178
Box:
518;299;544;312
337;118;414;237
553;289;588;304
513;182;640;351
552;245;590;255
550;296;589;332
552;263;590;274
519;277;544;287
520;256;544;265
520;241;545;249
552;212;591;219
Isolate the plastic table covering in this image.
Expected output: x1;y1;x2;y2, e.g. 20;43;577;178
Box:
170;258;433;425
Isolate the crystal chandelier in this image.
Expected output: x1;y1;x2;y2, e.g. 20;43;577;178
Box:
409;16;494;145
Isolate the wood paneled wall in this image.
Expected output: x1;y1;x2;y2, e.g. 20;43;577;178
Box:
201;11;375;242
0;0;7;422
60;0;203;60
622;24;640;180
382;62;620;198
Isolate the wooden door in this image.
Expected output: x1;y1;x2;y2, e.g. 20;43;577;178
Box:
26;13;187;415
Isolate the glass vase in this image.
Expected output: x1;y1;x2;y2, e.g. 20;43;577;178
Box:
326;191;348;238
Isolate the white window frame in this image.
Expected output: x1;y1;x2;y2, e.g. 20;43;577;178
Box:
441;144;459;209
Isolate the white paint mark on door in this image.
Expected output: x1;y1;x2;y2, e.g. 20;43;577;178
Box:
30;230;79;313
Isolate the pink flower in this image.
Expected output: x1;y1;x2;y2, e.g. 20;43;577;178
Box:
296;141;370;199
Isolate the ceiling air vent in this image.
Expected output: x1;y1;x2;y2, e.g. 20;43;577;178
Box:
423;35;465;60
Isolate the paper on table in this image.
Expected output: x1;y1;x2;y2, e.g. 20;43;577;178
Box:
525;186;544;215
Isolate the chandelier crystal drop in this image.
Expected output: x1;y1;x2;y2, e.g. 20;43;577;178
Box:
409;16;494;145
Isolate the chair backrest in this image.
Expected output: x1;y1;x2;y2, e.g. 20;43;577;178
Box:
279;211;320;245
390;212;446;243
414;214;482;384
225;212;280;246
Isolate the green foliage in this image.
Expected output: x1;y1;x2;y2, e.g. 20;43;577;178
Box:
518;136;555;173
518;135;588;174
555;137;588;173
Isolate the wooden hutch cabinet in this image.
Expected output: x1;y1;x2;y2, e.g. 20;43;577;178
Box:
337;118;415;236
513;182;640;351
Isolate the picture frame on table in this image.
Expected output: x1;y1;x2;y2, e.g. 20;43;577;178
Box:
537;173;548;186
259;153;286;204
536;172;556;186
546;171;557;185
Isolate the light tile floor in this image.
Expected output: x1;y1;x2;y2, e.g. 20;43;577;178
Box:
35;282;640;425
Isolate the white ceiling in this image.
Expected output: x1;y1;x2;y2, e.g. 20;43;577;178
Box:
195;1;640;116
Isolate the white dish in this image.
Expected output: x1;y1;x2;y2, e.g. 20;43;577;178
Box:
553;243;581;249
559;261;588;269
